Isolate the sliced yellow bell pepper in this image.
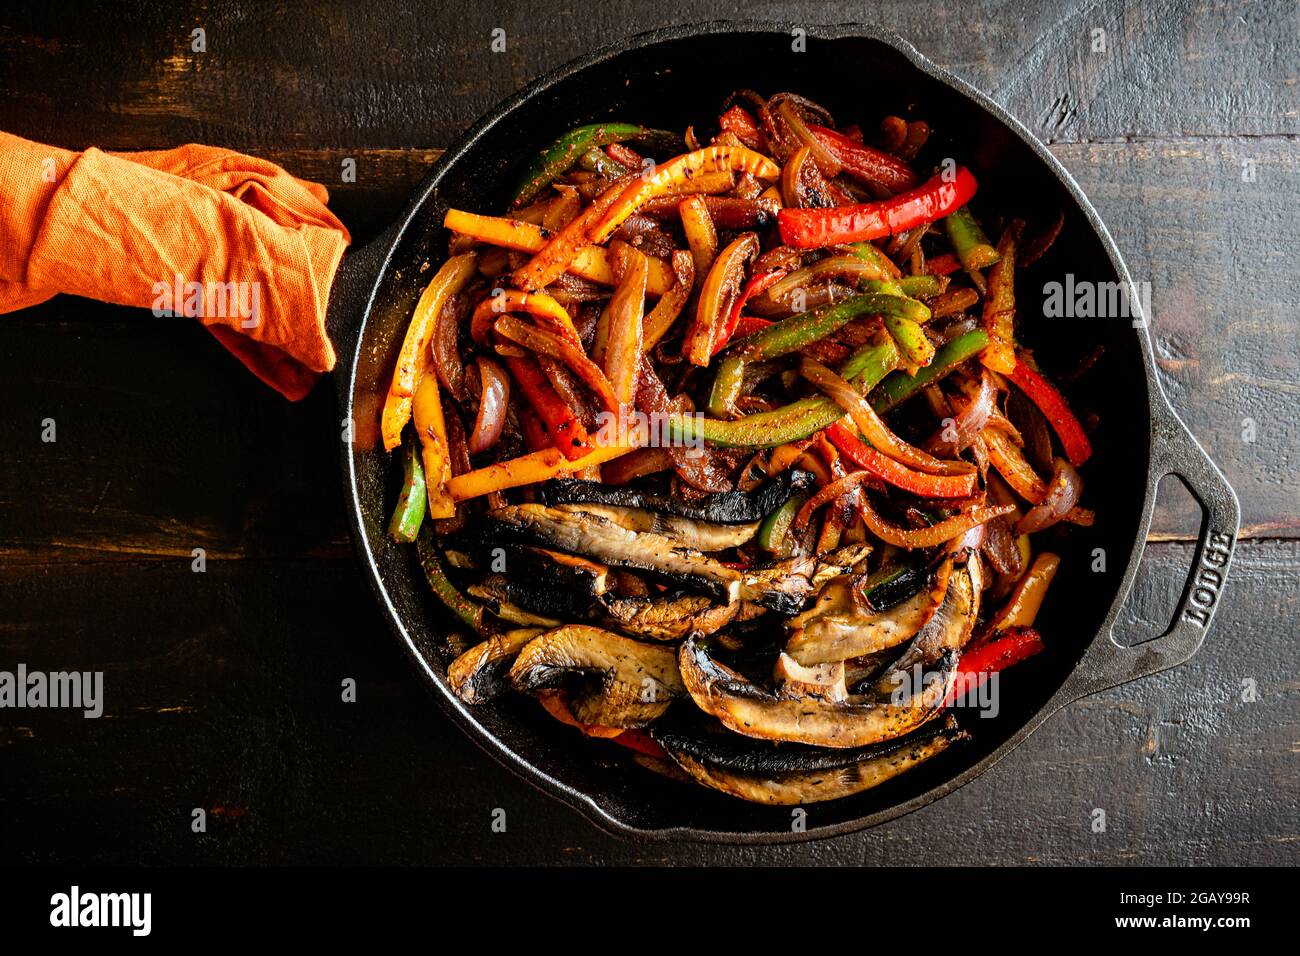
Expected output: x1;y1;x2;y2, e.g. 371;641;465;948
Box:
412;373;455;518
446;442;635;502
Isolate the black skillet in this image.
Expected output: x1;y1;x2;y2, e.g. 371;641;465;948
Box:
324;22;1240;843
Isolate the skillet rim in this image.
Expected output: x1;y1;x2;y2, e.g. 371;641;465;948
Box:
334;19;1167;844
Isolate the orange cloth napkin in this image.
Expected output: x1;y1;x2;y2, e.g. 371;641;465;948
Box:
0;132;351;400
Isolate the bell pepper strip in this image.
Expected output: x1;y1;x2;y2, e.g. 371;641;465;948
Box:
988;552;1060;633
511;122;678;207
610;727;669;758
807;123;918;193
801;357;975;478
897;274;945;298
980;221;1021;374
731;313;774;339
417;530;485;633
388;437;428;543
678;194;718;281
513;179;634;292
641;250;694;350
924;252;962;276
946;627;1045;705
412;372;455;519
604;249;648;408
604;141;644;170
943;204;1000;271
381;253;478;451
504;354;592;460
1008;358;1093;466
872;329;989;413
707;293;914;417
778;165;978;248
442;209;673;296
497;316;620;417
711;268;786;356
577;146;629;179
718;104;767;151
826;421;977;498
470;288;581;348
757;490;811;557
882;314;935;369
672;339;899;448
846;240;904;279
446;441;636;501
683;232;760;366
586;145;782;245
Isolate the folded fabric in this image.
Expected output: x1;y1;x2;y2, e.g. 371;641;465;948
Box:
0;131;351;400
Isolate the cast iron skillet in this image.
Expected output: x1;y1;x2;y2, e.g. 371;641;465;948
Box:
324;22;1240;843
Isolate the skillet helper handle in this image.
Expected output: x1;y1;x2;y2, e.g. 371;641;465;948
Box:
1066;404;1240;700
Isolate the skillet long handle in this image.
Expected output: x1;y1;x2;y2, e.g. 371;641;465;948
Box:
1063;402;1240;700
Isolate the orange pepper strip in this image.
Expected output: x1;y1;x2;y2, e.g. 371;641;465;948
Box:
511;179;631;292
380;253;477;451
586;145;782;245
469;289;580;348
442;209;671;296
411;373;455;518
980;223;1020;375
446;441;635;501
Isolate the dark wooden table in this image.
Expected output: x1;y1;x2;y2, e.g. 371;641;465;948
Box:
2;0;1296;865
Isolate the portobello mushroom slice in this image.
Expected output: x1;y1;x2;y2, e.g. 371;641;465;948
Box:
678;635;957;748
773;653;847;703
555;502;760;551
871;553;983;698
483;504;742;602
509;625;686;728
740;544;872;614
462;546;608;622
467;575;567;627
654;715;968;805
785;556;954;665
600;593;741;641
448;628;545;704
541;469;815;523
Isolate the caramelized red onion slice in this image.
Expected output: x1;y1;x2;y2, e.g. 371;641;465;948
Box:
926;371;997;457
857;496;1015;550
468;355;511;454
1016;457;1084;534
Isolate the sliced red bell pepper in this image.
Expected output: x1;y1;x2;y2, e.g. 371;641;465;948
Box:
778;166;978;249
605;141;644;169
711;268;786;355
731;313;774;339
1008;359;1093;466
808;123;917;192
506;355;592;461
947;626;1045;705
826;421;977;498
610;728;668;759
718;104;767;151
924;251;962;276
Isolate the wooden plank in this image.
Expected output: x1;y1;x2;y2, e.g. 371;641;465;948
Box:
0;1;1293;153
1;538;1294;864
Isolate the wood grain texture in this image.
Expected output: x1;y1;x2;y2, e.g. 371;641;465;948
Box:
0;0;1296;865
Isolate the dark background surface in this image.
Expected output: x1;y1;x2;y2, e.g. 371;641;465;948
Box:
0;0;1296;864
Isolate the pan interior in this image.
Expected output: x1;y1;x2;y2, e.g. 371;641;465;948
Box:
346;27;1150;839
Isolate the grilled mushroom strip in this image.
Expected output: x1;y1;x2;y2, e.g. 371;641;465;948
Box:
600;593;743;641
655;715;968;805
679;635;958;748
509;625;686;728
871;552;983;697
449;628;545;704
555;502;759;551
541;469;816;524
742;543;872;614
484;504;743;602
785;556;954;665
